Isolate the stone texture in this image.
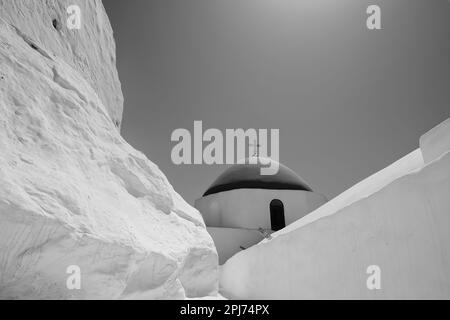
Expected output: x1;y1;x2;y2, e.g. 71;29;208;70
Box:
0;1;218;299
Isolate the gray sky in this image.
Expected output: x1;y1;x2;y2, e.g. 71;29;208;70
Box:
104;0;450;205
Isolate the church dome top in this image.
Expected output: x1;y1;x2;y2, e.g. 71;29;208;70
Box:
203;157;313;197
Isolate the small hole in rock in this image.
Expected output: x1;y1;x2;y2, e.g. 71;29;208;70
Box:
52;19;62;31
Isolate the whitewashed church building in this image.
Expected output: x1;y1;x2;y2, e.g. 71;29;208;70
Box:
195;157;327;264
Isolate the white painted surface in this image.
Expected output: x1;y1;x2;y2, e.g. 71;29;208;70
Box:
420;118;450;164
207;227;266;265
195;189;327;230
220;121;450;299
274;148;424;238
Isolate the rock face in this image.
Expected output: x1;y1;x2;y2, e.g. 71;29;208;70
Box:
0;0;218;299
0;0;123;126
220;119;450;299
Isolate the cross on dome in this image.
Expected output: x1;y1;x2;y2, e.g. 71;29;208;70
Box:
249;139;261;157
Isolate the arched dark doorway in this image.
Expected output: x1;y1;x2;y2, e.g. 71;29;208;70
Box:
270;199;285;231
